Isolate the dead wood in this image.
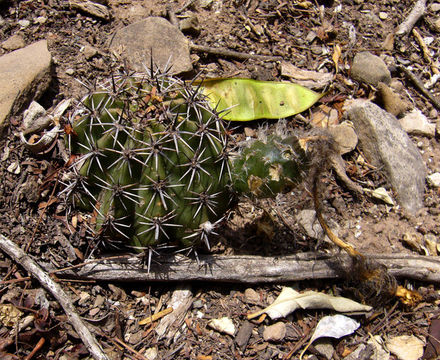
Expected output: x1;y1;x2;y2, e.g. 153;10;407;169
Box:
395;0;426;35
190;43;282;62
0;235;110;360
52;252;440;284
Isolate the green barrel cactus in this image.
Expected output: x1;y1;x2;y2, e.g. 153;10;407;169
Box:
61;68;312;253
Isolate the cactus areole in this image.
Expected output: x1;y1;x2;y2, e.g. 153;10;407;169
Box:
63;70;310;252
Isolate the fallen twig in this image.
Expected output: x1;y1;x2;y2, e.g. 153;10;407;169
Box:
0;235;109;360
190;43;282;62
412;28;439;74
398;65;440;110
395;0;426;35
51;252;440;284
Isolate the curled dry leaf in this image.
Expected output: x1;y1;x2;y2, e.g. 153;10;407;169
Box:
247;287;371;320
299;314;360;359
0;304;23;327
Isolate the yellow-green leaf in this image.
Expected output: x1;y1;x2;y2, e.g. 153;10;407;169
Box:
198;78;323;121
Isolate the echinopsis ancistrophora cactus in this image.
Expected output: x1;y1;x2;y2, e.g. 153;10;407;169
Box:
61;66;313;257
62;68;232;255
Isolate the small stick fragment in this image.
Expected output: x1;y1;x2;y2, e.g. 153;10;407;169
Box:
190;43;282;62
139;307;173;325
0;235;109;360
24;337;45;360
412;29;439;74
398;65;440;110
395;0;426;35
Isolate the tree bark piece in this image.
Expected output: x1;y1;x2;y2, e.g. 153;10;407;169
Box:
53;252;440;284
0;235;109;360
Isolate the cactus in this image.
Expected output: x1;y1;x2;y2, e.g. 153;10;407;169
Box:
62;68;312;253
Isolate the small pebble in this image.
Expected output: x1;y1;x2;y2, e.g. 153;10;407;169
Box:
430;3;440;12
192;299;204;309
35;16;47;24
263;322;286;342
379;12;388;20
244;288;260;304
18;19;30;28
65;68;75;75
427;173;440;187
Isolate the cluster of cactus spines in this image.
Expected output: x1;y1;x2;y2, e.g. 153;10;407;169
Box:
231;121;309;198
61;64;315;256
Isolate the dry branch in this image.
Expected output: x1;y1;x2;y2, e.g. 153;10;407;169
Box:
395;0;426;35
0;235;109;360
190;43;282;62
52;252;440;284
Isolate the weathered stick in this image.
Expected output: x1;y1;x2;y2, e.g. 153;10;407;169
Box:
395;0;426;35
0;235;109;360
398;65;440;110
52;252;440;284
190;43;282;62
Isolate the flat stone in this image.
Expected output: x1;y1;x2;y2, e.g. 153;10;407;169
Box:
110;17;192;75
244;288;260;303
386;335;424;360
0;40;52;135
345;100;426;214
400;109;436;137
351;51;391;86
1;34;25;51
313;338;334;360
263;322;286;342
235;321;254;350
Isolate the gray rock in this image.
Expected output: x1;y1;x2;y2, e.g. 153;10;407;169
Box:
297;209;324;239
110;17;192;75
0;40;52;135
1;34;25;51
400;109;436;137
263;322;286;342
351;52;391;86
345;100;426;214
179;13;200;35
314;338;335;360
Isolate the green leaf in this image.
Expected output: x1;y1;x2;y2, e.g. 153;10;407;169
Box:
198;78;323;121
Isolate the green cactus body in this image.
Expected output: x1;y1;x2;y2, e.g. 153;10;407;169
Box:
231;132;309;198
63;71;312;252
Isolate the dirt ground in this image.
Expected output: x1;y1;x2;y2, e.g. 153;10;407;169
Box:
0;0;440;359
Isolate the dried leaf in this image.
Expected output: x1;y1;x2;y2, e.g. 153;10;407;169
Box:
299;315;360;359
280;62;334;90
198;78;322;121
247;287;371;320
332;44;342;73
0;304;23;327
310;315;359;343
